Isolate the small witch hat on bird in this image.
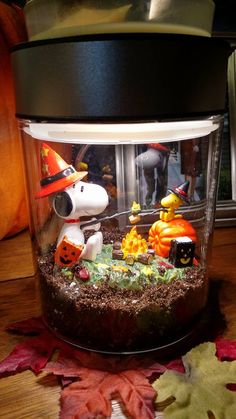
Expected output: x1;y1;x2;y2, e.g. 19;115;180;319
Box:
168;180;190;204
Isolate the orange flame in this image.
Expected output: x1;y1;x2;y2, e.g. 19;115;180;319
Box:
121;226;148;258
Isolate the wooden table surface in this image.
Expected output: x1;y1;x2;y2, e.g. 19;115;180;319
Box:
0;227;236;418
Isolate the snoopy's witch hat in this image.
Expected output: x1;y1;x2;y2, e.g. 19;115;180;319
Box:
36;143;87;198
168;180;190;204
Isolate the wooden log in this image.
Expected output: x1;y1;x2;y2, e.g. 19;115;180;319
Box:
137;253;153;265
125;254;135;266
112;249;124;260
147;249;155;257
113;241;122;250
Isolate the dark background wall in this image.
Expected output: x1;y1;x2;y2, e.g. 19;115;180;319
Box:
213;0;236;34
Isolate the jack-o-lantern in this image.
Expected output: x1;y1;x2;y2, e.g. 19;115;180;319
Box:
149;218;197;258
54;236;84;268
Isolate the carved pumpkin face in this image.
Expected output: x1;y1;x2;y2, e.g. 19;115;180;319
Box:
55;236;84;268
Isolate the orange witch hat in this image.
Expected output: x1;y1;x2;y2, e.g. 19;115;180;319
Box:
36;143;87;198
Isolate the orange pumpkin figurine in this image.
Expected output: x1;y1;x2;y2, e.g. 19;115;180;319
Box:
149;181;197;258
55;235;84;268
149;218;197;258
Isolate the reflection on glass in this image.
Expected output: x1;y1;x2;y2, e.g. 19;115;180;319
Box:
217;112;232;201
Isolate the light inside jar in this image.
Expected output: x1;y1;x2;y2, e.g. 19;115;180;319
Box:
25;118;219;144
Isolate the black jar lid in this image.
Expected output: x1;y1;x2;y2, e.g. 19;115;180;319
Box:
11;33;230;122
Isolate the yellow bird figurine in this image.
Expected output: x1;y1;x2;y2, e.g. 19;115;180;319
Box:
160;181;190;222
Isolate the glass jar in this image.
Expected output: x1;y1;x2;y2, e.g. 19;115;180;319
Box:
12;34;229;352
24;0;215;40
19;116;222;352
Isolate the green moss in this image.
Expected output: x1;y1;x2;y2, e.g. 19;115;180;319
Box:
61;268;73;280
78;245;196;290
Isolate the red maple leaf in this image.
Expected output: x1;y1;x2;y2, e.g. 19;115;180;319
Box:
0;333;55;376
216;337;236;361
164;358;185;373
0;317;166;376
2;318;236;418
45;353;159;419
7;317;46;334
0;317;69;376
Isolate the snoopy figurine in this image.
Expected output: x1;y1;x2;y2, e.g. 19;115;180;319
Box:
36;143;109;262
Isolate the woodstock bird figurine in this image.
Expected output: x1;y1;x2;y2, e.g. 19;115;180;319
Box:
160;181;190;222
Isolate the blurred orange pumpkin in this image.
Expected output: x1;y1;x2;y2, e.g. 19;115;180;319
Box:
149;218;197;258
0;3;28;239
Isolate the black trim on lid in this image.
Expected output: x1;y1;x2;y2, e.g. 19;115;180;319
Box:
11;34;230;121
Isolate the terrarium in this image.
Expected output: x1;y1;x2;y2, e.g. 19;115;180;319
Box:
12;34;229;352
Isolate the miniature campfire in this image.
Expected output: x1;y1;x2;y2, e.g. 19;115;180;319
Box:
112;226;154;266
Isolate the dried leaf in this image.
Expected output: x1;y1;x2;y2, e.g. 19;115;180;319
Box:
5;318;236;418
216;337;236;361
7;317;46;335
0;317;166;377
164;358;185;374
1;317;167;418
0;318;68;376
0;332;59;376
46;353;157;419
72;348;167;375
153;342;236;419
